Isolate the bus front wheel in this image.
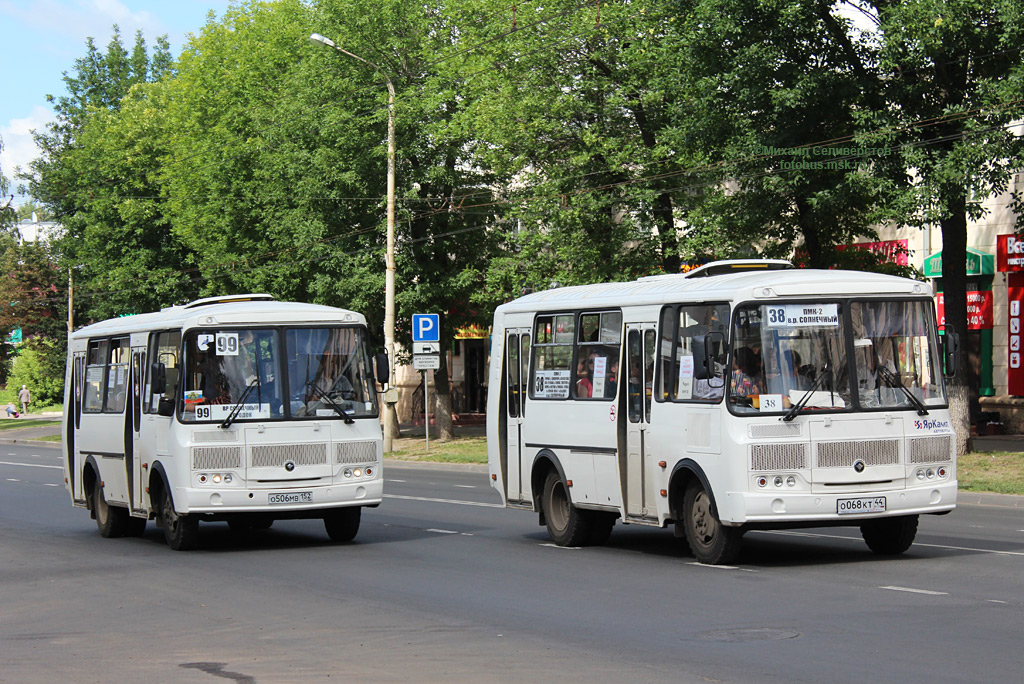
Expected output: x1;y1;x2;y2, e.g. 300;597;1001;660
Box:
542;471;592;546
324;507;361;542
860;515;918;555
93;479;128;538
159;487;199;551
681;482;742;565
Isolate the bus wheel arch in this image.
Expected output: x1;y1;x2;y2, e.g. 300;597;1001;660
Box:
530;450;566;527
82;457;99;520
149;463;199;550
531;451;598;547
669;460;743;565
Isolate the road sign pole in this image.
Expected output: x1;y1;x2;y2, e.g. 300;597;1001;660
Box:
424;370;430;453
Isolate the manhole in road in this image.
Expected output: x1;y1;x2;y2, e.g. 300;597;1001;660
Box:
700;628;801;642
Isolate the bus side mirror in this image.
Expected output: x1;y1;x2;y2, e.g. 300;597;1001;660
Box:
157;397;175;417
375;352;389;385
151;363;167;394
943;331;960;379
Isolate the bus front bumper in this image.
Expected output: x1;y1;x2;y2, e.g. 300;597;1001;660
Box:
174;479;383;514
724;481;957;525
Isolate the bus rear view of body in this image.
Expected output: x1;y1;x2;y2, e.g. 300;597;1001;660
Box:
487;261;959;564
62;295;387;550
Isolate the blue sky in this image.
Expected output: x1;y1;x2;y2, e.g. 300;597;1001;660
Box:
1;0;233;207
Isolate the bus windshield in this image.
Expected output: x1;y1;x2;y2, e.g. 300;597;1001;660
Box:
182;326;378;423
729;299;947;416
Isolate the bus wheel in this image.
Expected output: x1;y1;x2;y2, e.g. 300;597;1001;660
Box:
860;515;918;555
159;487;199;551
93;479;128;538
324;507;361;542
542;471;592;546
682;483;742;565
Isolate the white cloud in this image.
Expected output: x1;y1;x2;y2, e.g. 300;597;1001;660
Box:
0;0;166;46
1;106;54;200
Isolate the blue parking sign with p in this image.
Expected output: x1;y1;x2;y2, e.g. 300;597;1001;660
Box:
412;314;440;342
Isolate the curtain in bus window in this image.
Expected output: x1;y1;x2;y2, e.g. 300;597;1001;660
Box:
850;301;946;408
83;340;108;413
104;338;130;413
285;328;377;418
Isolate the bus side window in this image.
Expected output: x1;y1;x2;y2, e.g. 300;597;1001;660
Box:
82;340;108;413
147;331;181;414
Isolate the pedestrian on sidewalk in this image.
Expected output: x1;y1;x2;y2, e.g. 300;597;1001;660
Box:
18;385;30;415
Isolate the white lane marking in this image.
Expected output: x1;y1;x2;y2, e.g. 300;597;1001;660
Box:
453;484;476;489
987;599;1008;604
44;483;60;487
687;562;739;570
881;586;949;596
427;528;459;535
388;479;407;483
0;460;62;470
540;543;581;550
761;529;1024;558
384;493;502;508
6;478;20;482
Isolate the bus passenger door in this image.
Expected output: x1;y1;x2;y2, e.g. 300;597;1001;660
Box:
624;325;657;520
128;348;146;515
505;329;530;503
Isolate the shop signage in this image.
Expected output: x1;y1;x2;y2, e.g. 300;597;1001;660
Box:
1009;274;1024;396
923;248;995;278
996;234;1024;272
936;291;993;330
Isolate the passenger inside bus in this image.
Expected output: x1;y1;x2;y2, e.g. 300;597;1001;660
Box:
731;347;764;400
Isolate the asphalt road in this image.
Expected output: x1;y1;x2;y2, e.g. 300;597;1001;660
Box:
1;441;1022;684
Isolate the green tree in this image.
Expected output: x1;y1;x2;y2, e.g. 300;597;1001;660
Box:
862;0;1024;450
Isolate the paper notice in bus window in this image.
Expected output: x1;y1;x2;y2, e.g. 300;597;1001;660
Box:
199;403;270;421
765;303;839;328
759;394;783;411
592;357;607;399
215;332;239;356
533;370;571;399
196;333;214;351
676;355;694;399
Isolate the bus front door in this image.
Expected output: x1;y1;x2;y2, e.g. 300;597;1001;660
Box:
505;329;530;503
623;325;657;520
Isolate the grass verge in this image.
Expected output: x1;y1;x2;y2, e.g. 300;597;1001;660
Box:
0;419;61;432
957;451;1024;495
387;436;488;464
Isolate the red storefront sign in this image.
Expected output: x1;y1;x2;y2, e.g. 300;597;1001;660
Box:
936;291;993;330
837;239;910;266
997;234;1024;272
1009;273;1024;395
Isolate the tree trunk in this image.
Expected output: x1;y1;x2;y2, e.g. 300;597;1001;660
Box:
939;196;972;455
433;348;455;442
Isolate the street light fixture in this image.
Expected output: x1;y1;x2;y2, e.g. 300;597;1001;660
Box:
310;33;398;452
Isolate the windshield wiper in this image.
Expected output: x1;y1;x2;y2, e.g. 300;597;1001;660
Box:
782;363;833;422
876;366;929;416
307;381;355;424
220;378;260;429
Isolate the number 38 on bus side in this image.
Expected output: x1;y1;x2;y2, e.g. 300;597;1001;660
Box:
62;295;389;550
487;260;960;564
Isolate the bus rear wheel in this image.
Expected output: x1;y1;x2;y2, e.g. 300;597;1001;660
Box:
860;515;918;555
159;487;199;551
93;479;128;538
681;482;742;565
324;507;361;542
542;471;592;546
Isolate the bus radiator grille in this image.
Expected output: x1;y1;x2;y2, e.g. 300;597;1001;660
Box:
251;443;328;468
192;430;238;442
751;443;807;471
336;440;380;465
749;423;803;439
193;446;242;470
816;439;899;468
909;435;953;463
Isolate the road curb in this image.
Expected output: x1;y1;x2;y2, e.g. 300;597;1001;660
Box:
957;491;1024;508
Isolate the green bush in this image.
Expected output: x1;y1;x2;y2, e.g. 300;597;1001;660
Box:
8;336;65;408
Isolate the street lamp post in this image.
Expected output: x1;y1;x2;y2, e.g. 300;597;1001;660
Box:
310;33;397;452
